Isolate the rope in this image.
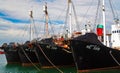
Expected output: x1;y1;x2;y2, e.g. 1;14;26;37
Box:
56;5;67;33
109;50;120;66
33;46;48;73
62;49;72;53
47;15;55;35
70;46;79;73
64;1;69;31
20;46;42;72
71;1;79;31
93;0;100;31
109;0;115;19
109;0;119;19
79;0;95;27
34;47;42;66
37;44;64;73
31;17;39;39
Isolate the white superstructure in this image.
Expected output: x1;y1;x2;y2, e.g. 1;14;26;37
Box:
111;24;120;49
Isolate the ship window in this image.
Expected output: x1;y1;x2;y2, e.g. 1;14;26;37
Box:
115;31;116;33
119;30;120;33
117;30;119;33
112;31;114;33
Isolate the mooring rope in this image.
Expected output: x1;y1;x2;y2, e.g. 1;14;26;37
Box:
37;44;64;73
62;49;72;53
70;46;79;73
34;48;41;65
20;47;42;72
109;50;120;66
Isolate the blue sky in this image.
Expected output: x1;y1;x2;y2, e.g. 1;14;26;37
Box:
0;0;120;46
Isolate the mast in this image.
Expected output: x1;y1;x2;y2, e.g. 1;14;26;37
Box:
102;0;106;45
29;10;33;41
43;2;49;38
68;0;72;38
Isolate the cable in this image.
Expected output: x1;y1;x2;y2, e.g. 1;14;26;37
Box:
37;43;64;73
20;46;42;72
70;46;79;73
109;50;120;66
93;0;100;31
79;0;95;27
71;1;79;31
109;0;115;19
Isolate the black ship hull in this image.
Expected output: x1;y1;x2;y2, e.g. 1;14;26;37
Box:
2;44;21;64
18;43;39;66
70;33;120;72
34;38;74;68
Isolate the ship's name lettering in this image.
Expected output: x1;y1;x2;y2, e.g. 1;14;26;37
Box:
86;45;100;51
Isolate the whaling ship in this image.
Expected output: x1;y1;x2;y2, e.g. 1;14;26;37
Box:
1;42;21;63
34;1;75;68
18;11;39;66
1;11;39;65
1;0;75;67
70;0;120;72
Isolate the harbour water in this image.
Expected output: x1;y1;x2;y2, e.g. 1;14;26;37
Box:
0;54;120;73
0;54;77;73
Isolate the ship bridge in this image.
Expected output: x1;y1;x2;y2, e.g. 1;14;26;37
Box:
111;24;120;50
